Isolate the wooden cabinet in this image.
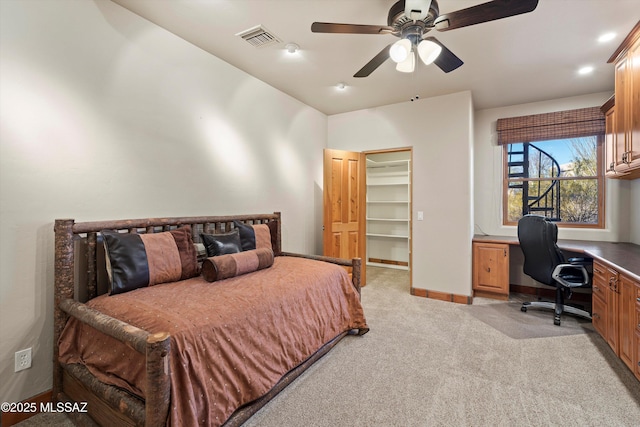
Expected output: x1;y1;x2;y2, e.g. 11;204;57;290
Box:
601;96;618;177
632;278;640;380
606;21;640;179
592;261;608;336
592;259;640;380
619;274;637;371
472;242;509;300
593;261;619;352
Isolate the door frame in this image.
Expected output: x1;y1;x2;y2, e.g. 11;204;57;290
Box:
363;147;413;290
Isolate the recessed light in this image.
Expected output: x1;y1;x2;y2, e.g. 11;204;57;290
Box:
285;43;300;54
598;32;616;43
578;66;594;75
336;82;347;90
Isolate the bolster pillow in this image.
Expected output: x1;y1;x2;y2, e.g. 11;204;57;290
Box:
201;248;274;282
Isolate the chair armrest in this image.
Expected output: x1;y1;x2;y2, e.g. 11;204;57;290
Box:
568;257;592;266
552;263;590;288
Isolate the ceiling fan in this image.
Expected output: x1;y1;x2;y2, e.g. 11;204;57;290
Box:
311;0;539;77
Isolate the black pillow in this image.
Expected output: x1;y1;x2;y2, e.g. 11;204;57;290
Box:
233;220;256;251
201;229;242;257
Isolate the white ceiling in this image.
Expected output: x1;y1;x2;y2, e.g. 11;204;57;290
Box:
111;0;639;115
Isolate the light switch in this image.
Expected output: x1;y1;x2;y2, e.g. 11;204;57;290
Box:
417;211;424;221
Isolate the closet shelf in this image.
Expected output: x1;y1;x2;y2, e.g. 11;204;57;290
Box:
366;217;409;222
366;182;409;187
366;233;410;239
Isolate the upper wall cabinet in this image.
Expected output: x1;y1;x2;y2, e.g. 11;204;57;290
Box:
604;21;640;179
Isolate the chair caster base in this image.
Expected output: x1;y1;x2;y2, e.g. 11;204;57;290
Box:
554;316;561;326
521;306;527;312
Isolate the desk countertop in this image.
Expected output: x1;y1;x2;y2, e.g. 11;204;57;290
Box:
473;235;640;281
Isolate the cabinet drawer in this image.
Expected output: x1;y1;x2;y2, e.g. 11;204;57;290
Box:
592;294;607;338
593;260;607;281
592;275;607;302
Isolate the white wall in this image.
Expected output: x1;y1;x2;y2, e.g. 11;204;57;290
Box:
0;0;326;404
328;91;475;297
473;92;634;242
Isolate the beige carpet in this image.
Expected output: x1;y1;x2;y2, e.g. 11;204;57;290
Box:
17;267;640;426
244;267;640;427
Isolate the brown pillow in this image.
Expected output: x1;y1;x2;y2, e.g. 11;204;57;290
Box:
201;248;274;282
102;226;199;295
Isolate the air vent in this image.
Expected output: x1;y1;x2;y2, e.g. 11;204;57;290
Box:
236;25;281;48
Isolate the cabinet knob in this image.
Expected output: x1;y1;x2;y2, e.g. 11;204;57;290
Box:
592;313;600;319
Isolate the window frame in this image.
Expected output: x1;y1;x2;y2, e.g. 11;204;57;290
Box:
502;135;605;229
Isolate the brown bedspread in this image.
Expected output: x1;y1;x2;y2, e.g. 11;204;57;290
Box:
58;256;367;426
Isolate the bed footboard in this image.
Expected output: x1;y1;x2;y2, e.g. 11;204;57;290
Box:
59;298;170;426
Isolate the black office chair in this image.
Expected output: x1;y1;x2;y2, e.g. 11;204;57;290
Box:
517;215;592;326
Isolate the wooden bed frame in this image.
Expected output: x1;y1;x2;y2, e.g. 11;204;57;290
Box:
53;212;363;426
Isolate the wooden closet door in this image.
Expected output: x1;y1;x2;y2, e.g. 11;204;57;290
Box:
323;149;366;284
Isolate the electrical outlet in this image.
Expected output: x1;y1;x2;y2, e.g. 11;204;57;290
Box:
15;348;32;372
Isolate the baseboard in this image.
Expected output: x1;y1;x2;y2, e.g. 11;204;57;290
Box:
1;390;52;427
368;258;409;267
411;287;472;304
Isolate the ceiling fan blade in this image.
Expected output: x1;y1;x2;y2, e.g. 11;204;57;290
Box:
311;22;395;35
423;37;463;73
354;44;393;78
434;0;538;32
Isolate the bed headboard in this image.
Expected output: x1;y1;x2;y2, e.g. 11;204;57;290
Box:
54;212;281;304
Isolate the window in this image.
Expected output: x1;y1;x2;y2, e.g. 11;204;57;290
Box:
503;136;604;227
496;107;605;228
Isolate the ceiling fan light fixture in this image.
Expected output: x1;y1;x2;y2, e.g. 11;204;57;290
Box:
417;39;442;65
390;39;412;63
396;50;415;73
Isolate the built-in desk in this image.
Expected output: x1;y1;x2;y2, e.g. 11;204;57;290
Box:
472;235;640;381
472;235;640;281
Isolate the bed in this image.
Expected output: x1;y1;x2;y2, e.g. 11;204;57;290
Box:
53;212;368;426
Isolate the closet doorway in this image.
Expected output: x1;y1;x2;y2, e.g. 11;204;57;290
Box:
365;148;412;288
322;147;412;290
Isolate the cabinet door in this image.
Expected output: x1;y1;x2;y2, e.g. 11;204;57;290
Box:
618;274;636;370
606;266;620;354
592;261;608;339
636;331;640;381
591;293;607;338
604;105;617;176
473;243;509;297
628;39;640;169
614;56;630;172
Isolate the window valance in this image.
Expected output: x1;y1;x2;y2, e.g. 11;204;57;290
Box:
496;107;605;145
